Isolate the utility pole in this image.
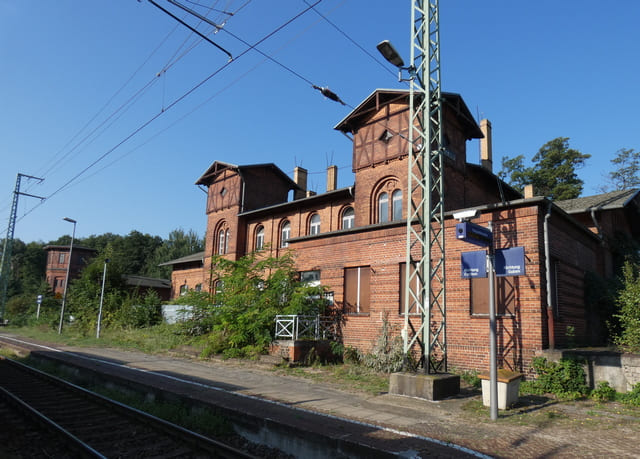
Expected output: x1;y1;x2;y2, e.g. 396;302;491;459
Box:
0;173;45;321
403;0;447;373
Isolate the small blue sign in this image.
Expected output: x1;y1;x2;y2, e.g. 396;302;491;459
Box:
495;247;525;277
461;250;487;278
36;294;43;304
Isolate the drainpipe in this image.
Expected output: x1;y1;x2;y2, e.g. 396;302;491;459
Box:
544;201;555;349
590;208;604;241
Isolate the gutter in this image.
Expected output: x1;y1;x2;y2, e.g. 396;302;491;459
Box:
544;201;555;349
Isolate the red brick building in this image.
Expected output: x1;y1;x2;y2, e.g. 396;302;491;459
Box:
164;89;640;374
44;245;97;296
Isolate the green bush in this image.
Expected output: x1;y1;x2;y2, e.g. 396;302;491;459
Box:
459;370;481;389
614;261;640;352
591;381;617;402
361;314;405;373
531;356;589;399
620;382;640;407
343;346;362;365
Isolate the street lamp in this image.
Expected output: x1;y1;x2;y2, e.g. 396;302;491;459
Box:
376;40;414;81
376;40;405;67
58;217;76;334
96;258;110;339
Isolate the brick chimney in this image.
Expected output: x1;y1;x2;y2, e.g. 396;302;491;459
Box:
293;166;307;200
524;184;535;198
326;165;337;192
480;119;492;172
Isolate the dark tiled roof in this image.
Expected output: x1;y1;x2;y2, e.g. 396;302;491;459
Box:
124;275;171;289
334;89;483;139
556;189;639;214
43;245;97;252
158;251;205;267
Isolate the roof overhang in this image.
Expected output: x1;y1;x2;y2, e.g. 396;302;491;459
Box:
334;88;483;139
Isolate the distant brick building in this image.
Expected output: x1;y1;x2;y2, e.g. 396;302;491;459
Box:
44;245;97;296
163;89;640;374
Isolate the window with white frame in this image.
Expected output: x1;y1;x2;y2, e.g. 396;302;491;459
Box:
280;221;291;248
342;207;354;229
255;225;265;251
300;270;321;286
378;192;389;223
392;189;402;221
309;214;321;235
218;229;226;254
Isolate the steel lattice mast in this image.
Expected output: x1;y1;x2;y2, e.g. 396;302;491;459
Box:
403;0;447;373
0;173;44;321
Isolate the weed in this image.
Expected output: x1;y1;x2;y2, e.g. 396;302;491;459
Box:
530;357;589;399
458;369;481;389
591;381;617;402
620;382;640;407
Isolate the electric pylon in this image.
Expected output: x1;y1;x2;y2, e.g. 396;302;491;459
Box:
0;173;44;321
403;0;447;373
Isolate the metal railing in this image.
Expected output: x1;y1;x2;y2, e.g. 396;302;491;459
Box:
274;315;335;340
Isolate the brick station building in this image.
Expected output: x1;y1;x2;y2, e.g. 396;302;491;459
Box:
44;245;97;297
162;89;640;374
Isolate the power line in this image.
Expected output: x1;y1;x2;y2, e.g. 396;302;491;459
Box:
17;0;327;222
303;0;402;81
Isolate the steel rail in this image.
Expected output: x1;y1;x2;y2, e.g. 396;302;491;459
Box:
0;358;254;458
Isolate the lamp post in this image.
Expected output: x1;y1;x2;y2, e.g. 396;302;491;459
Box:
96;258;109;339
58;217;76;334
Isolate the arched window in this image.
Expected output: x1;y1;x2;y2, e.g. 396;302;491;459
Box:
392;189;402;221
378;192;389;223
309;214;321;235
280;221;291;248
217;229;226;254
217;224;230;254
342;207;354;229
255;225;265;251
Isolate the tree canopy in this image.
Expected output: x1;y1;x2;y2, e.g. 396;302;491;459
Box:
602;148;640;192
1;228;203;324
500;137;590;200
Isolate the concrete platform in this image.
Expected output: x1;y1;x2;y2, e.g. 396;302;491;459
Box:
2;333;639;458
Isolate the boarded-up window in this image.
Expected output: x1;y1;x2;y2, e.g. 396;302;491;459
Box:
344;266;370;314
399;263;421;314
470;276;517;315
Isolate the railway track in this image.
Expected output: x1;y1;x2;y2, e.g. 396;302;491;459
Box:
0;357;254;458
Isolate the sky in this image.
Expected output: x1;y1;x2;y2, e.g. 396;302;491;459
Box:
1;1;639;244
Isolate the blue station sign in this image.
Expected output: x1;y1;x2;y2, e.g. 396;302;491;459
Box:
461;250;487;278
456;221;493;247
495;247;526;277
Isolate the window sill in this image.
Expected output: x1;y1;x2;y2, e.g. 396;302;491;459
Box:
470;314;516;319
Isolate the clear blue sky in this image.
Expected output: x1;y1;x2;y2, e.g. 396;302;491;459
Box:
1;1;638;244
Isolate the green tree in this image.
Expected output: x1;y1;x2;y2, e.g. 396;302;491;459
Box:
614;261;640;352
145;229;204;278
603;148;640;192
499;155;531;193
65;250;127;333
185;251;327;358
500;137;590;200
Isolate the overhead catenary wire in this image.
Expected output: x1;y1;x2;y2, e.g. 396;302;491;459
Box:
68;2;351;189
8;1;246;213
303;0;402;82
16;0;328;223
